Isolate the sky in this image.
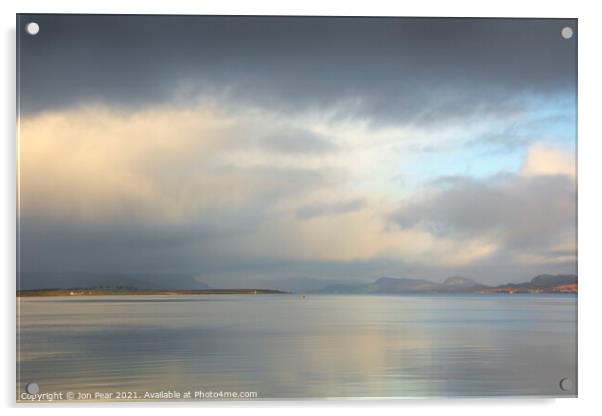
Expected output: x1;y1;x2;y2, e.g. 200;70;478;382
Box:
17;15;577;288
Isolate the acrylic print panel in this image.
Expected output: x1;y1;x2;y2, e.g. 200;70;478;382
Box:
16;14;577;402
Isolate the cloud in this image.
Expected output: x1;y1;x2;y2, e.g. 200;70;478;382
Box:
296;199;364;219
18;103;341;225
388;146;576;266
522;144;576;177
19;15;576;129
19;102;397;278
17;101;502;279
256;128;338;154
18;98;577;286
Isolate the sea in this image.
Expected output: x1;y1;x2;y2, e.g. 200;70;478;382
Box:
16;294;577;401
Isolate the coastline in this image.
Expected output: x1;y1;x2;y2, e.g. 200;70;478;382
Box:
16;289;289;297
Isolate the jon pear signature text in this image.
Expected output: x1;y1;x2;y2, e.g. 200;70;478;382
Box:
19;390;259;401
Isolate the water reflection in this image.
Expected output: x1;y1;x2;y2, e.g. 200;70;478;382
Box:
17;294;577;399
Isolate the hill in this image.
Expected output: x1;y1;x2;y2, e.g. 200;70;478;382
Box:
17;288;288;297
316;276;484;294
316;274;576;294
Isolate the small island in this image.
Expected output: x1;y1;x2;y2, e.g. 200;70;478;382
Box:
17;288;289;297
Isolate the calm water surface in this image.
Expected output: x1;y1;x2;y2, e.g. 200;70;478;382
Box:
17;294;577;400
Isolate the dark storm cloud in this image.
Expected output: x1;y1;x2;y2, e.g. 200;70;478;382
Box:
18;210;396;287
18;161;340;273
389;173;576;255
18;15;576;124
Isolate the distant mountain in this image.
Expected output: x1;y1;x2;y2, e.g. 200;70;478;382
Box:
373;277;441;292
253;277;346;294
443;276;480;288
18;272;211;291
491;274;577;291
315;274;576;294
317;276;445;294
529;274;577;288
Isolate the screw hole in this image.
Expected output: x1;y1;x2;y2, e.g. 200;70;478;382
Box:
25;382;39;394
25;22;40;36
561;27;573;40
559;377;573;391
